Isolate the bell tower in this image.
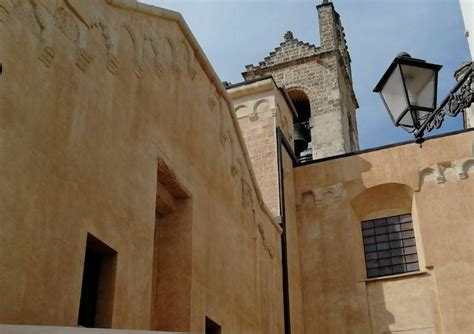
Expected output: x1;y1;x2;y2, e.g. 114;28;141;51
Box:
242;0;359;160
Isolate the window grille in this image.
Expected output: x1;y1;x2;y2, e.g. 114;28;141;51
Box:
361;213;419;278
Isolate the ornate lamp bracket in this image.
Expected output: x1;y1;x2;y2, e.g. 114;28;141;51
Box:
415;63;474;140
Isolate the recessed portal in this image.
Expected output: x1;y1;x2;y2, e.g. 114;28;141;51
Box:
78;234;117;328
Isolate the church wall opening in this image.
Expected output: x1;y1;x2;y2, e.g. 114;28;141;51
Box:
78;234;117;328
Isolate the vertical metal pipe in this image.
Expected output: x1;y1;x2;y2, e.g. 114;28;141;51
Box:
276;127;298;334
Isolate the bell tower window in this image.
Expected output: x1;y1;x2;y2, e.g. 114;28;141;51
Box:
288;90;312;162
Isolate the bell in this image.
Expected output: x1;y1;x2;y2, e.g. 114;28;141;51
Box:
293;122;308;154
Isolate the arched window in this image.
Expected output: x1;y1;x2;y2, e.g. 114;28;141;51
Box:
351;183;421;279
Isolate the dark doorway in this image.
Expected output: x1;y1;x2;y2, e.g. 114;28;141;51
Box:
205;317;221;334
78;234;117;328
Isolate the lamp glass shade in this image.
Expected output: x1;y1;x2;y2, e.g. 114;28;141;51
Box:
400;64;437;110
374;55;442;133
379;65;409;125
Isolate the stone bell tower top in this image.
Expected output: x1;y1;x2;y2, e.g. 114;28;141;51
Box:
241;1;359;159
316;0;352;81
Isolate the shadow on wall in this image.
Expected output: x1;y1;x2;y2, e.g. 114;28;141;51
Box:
297;156;377;333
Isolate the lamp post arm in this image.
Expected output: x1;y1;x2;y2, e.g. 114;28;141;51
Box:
414;63;473;139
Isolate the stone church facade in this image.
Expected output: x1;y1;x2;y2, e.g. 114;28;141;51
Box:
0;1;473;334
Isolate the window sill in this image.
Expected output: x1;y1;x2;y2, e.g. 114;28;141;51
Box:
360;270;428;283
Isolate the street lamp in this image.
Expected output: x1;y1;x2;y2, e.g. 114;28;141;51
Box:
374;53;473;143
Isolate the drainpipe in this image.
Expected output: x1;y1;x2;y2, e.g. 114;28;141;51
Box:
276;127;298;334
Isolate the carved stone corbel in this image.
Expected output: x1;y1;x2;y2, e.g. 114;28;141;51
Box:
300;190;316;208
452;161;467;180
309;182;345;207
0;0;14;23
455;158;474;180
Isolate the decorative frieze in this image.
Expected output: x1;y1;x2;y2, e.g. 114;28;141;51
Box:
419;158;474;187
4;0;198;79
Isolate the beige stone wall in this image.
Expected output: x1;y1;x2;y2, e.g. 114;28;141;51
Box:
0;1;283;332
294;130;474;333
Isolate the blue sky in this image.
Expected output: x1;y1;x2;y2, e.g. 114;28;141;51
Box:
141;0;471;149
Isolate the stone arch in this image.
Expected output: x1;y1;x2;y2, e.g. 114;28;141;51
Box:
462;158;474;177
419;164;446;187
120;23;143;77
285;84;315;101
351;183;413;221
117;24;137;75
253;98;271;115
235;104;249;118
287;88;312;161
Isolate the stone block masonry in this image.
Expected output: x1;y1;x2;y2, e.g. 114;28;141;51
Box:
242;1;359;159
